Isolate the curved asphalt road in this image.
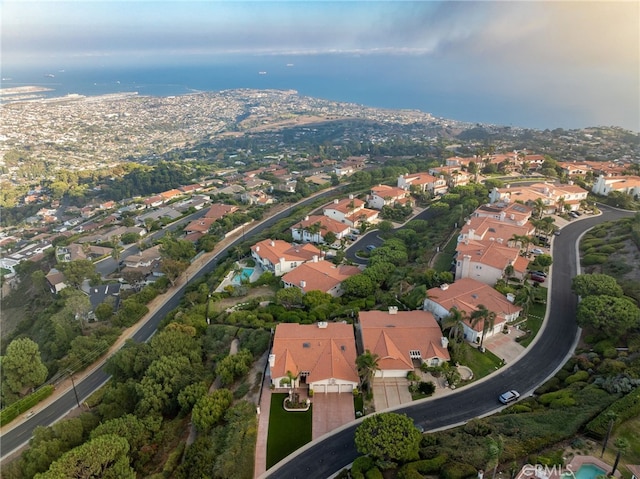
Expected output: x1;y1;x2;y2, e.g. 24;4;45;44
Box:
264;205;634;479
0;188;343;461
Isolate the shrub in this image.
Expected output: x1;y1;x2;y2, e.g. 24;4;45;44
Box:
0;385;55;426
366;468;384;479
585;388;640;438
463;419;492;436
535;377;561;394
418;382;436;395
510;404;532;413
441;461;477;479
582;254;608;265
352;456;375;475
565;371;589;385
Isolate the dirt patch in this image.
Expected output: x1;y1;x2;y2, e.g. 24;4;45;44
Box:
212;285;275;312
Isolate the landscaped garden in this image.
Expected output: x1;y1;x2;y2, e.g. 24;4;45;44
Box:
266;393;313;469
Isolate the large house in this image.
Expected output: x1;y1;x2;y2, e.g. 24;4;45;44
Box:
291;215;351;244
398;172;448;195
458;217;535;245
592;175;640;197
124;245;162;268
472;202;532;226
322;196;379;229
269;322;359;394
359;308;450;378
367;185;411;210
251;239;323;276
281;259;361;297
424;279;522;344
428;167;470;188
489;182;588;213
455;239;530;284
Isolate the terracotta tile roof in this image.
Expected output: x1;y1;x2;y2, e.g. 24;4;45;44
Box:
271;323;358;383
402;172;440;185
474;202;532;224
323;197;366;215
144;195;164;205
161;189;182;200
282;260;361;294
252;239;323;265
460;217;534;242
426;278;521;329
345;208;378;224
204;203;239;220
293;215;351;235
370;185;408;198
359;310;449;370
456;239;528;272
185;217;216;233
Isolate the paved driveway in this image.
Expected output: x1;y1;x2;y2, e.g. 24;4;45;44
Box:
311;393;355;440
372;378;413;411
483;326;526;364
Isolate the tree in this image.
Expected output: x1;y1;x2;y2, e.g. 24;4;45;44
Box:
34;434;134;479
532;198;546;219
161;258;189;286
609;438;630;476
572;274;624;298
94;300;115;322
191;389;233;433
470;305;497;351
354;413;421;464
59;259;97;288
1;338;48;394
356;350;380;393
276;287;304;308
442;307;468;342
576;295;640;338
111;235;123;272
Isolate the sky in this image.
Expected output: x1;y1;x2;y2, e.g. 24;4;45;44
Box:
1;1;639;130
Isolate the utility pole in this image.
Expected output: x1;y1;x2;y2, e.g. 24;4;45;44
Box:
69;372;81;408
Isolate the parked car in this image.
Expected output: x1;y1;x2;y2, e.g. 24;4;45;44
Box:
531;248;544;255
531;271;547;277
499;390;520;404
569;211;580;218
366;244;377;251
530;274;546;283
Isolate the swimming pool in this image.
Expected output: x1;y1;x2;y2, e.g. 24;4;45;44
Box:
231;267;254;285
566;464;607;479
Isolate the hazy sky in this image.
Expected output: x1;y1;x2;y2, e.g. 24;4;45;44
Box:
2;1;639;130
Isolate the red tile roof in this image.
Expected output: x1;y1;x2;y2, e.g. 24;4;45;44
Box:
271;323;359;383
282;260;361;294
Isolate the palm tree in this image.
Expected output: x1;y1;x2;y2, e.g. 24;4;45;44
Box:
442;307;468;342
609;438;629;476
510;234;531;255
111;235;123;273
356;350;380;393
470;305;497;352
533;198;546;219
515;283;534;316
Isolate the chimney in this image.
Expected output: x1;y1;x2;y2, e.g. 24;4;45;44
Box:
300;280;306;288
317;321;328;329
334;199;339;204
268;354;276;368
270;240;275;247
348;194;354;200
506;293;515;303
256;246;260;252
441;337;449;349
440;283;449;291
312;255;318;263
388;306;398;315
304;215;309;221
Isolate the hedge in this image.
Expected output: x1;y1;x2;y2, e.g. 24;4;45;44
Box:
0;385;55;426
441;461;477;479
585;387;640;439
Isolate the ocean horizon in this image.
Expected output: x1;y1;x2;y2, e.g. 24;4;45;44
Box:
0;54;610;131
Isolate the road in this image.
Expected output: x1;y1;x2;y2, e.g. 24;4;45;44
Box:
0;187;343;461
264;205;634;479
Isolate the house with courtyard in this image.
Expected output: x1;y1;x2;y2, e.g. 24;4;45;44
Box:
322;196;379;229
281;258;361;297
488;182;588;213
455;239;530;285
458;217;535;245
269;322;359;394
592;174;640;197
424;279;522;344
251;239;323;276
359;308;450;378
397;172;449;195
291;215;351;244
367;185;412;210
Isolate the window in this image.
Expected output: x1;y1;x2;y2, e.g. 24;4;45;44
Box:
409;350;421;359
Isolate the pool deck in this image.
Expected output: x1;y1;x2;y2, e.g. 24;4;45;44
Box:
214;262;262;292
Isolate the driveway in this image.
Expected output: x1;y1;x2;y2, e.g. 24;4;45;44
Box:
483;326;527;364
372;378;413;411
311;393;355;440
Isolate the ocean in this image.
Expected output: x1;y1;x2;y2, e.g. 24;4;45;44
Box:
0;54;576;130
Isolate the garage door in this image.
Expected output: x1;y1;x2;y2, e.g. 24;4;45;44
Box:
339;384;353;393
326;384;340;393
314;385;325;394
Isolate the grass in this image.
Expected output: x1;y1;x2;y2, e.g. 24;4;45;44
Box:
613;414;640;464
266;393;313;469
518;300;547;347
457;342;504;380
433;230;459;272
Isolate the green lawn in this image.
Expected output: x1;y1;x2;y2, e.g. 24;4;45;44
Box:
433;230;459;272
518;288;548;347
266;393;313;469
457;342;504;380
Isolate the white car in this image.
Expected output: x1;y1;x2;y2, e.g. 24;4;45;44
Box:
531;248;544;255
499;390;520;404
